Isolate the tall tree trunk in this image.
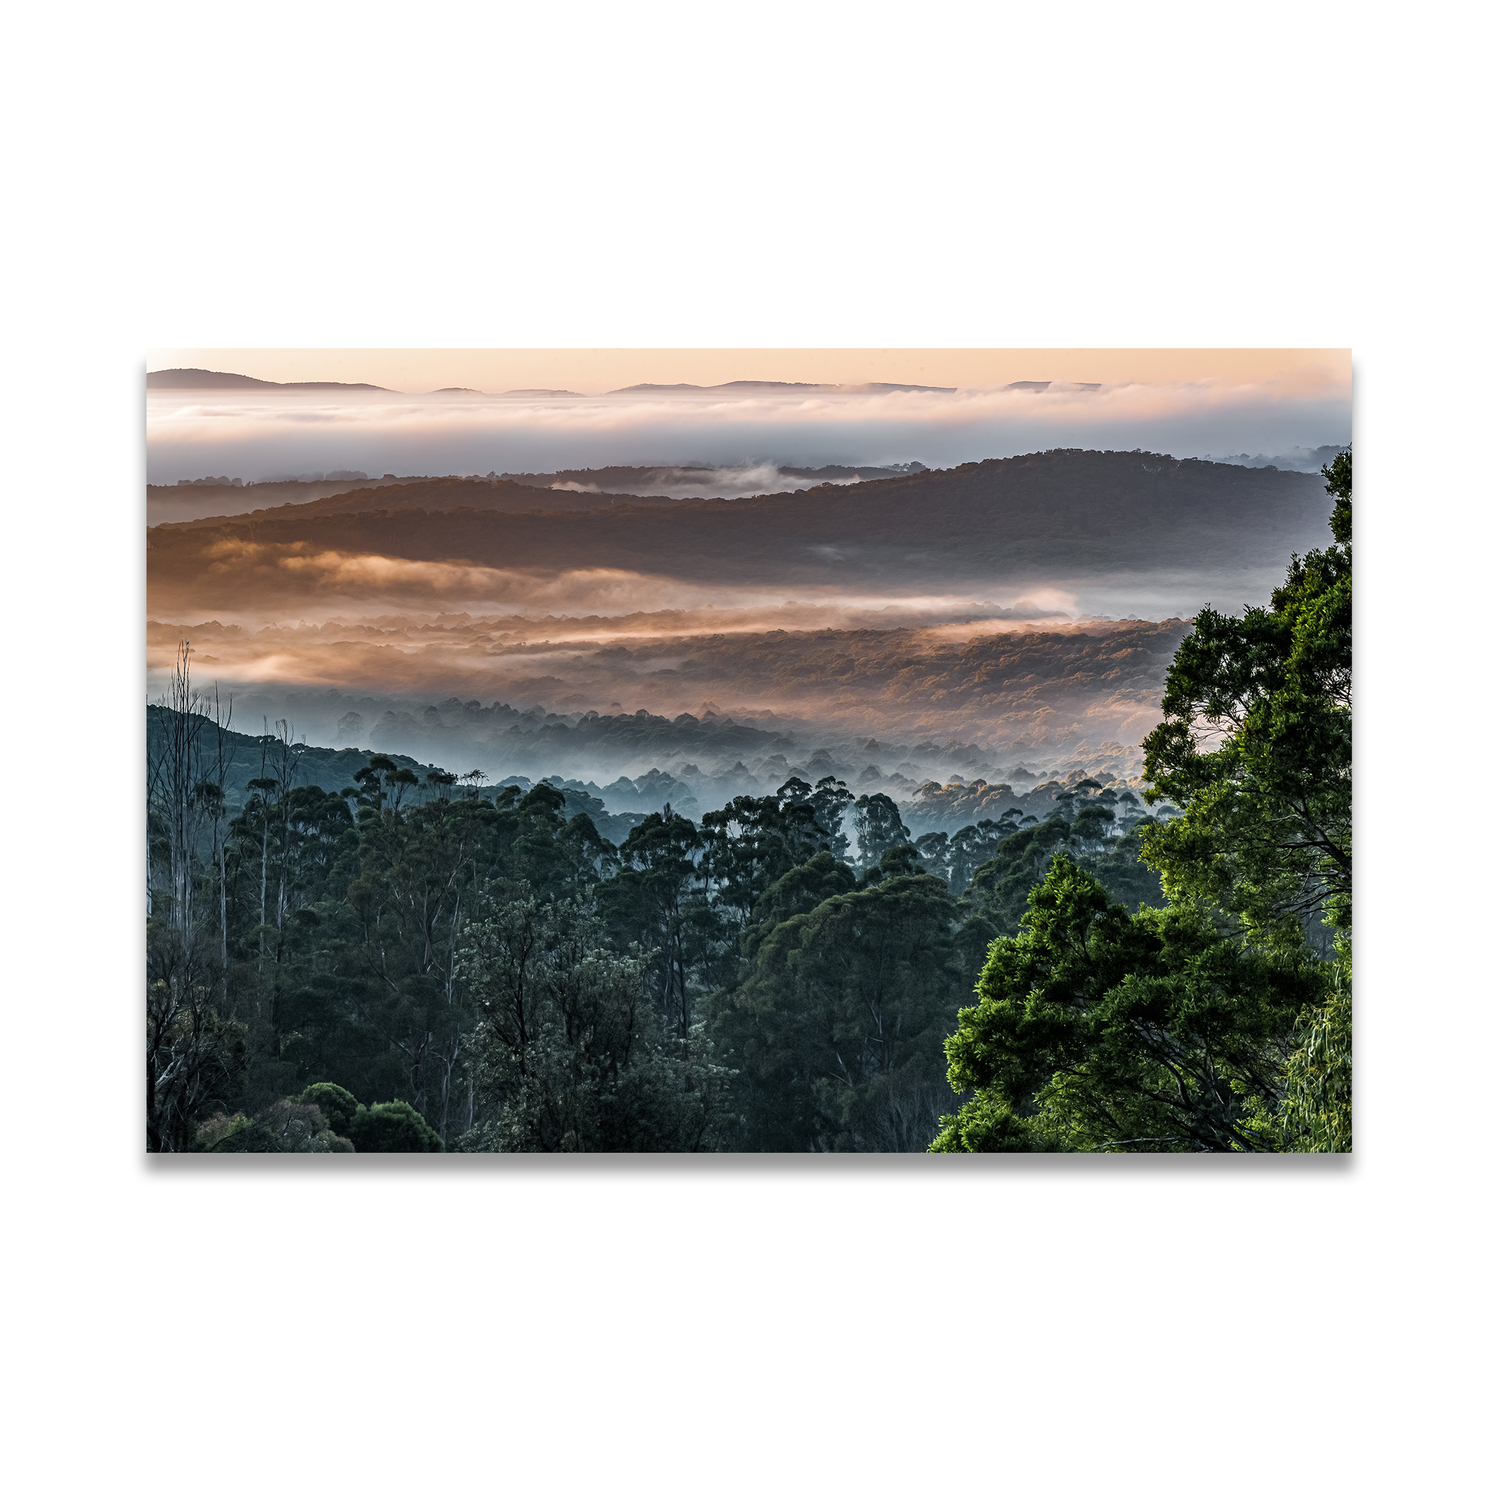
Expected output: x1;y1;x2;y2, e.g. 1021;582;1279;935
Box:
219;838;228;1008
259;820;268;970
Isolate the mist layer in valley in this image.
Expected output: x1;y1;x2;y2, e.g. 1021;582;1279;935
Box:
152;611;1190;820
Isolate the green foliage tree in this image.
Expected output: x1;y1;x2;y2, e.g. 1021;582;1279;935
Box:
1140;452;1351;944
600;808;712;1038
299;1081;359;1137
147;941;247;1152
746;850;858;938
961;817;1076;934
1243;938;1352;1152
347;1099;444;1152
198;1096;352;1152
931;860;1323;1152
852;792;911;874
456;892;731;1151
945;820;1007;895
713;862;966;1150
699;789;836;937
777;775;854;863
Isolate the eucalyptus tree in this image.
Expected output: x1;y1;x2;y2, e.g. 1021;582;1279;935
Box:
341;787;508;1130
777;775;854;863
456;893;732;1151
601;807;712;1038
914;831;951;885
713;859;966;1151
699;789;840;947
851;792;911;874
945;820;1007;895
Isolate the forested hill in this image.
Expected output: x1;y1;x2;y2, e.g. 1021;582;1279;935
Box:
147;476;425;526
150;465;927;526
144;708;645;844
146;451;1334;609
147;706;435;812
150;475;701;530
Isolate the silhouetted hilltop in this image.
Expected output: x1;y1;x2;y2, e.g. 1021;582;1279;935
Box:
609;380;957;394
150;475;693;530
147;368;390;391
147;475;419;525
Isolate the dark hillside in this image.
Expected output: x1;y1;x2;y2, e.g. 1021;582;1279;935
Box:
148;476;417;524
147;707;441;814
147;368;390;391
145;708;644;843
152;475;690;530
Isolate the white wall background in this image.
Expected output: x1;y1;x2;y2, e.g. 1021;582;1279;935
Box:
3;2;1490;1496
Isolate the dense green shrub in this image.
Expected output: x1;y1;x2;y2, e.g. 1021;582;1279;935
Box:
347;1100;445;1153
299;1082;359;1138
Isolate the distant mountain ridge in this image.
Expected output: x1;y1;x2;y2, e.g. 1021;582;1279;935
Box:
609;380;958;395
148;369;958;396
148;368;390;392
150;474;698;529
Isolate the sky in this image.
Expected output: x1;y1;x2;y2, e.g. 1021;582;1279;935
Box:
147;348;1348;394
146;349;1351;485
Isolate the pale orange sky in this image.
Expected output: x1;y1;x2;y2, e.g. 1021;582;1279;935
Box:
146;348;1350;396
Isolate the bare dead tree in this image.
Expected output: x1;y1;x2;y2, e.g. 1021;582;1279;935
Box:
146;642;245;1149
151;642;207;954
202;682;236;1010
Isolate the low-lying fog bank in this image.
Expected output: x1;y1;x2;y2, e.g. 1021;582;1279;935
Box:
149;610;1192;817
145;374;1350;488
148;699;1145;847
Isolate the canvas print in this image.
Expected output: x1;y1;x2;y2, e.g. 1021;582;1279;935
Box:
146;351;1352;1154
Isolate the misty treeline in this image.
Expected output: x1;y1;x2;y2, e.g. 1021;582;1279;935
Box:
146;452;1352;1153
146;679;1162;1152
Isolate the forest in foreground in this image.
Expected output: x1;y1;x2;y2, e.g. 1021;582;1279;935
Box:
146;455;1351;1153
